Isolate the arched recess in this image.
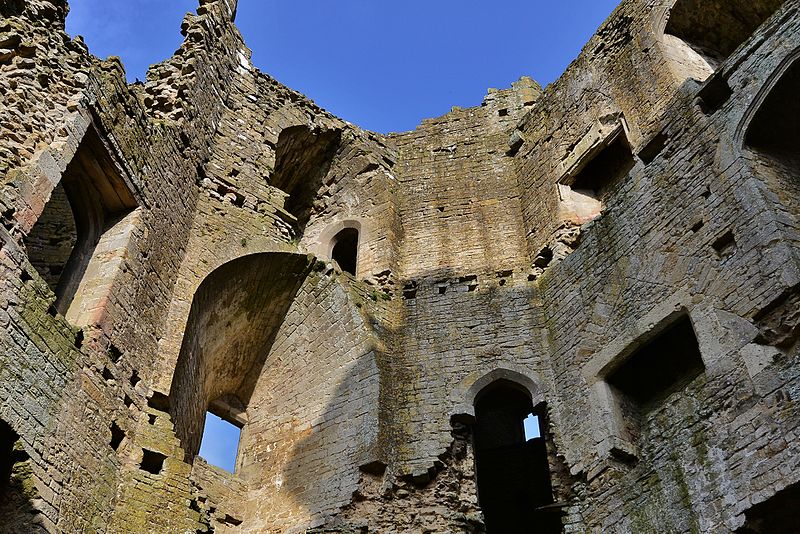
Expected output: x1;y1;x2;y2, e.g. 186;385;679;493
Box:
462;368;541;411
270;125;342;232
22;125;139;325
308;219;368;278
472;379;563;533
662;0;785;80
330;227;359;276
741;51;800;217
167;252;314;464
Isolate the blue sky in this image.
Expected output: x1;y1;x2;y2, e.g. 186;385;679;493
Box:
198;412;240;472
523;413;541;440
66;0;621;133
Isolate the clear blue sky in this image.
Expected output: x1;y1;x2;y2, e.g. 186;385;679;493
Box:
198;412;240;472
66;0;621;134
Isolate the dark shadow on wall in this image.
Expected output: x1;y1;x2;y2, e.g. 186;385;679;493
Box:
276;270;581;532
279;346;380;528
168;252;315;463
273;250;720;532
233;274;383;529
0;420;46;534
277;268;554;531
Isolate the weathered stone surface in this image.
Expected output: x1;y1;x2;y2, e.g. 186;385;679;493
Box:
1;0;799;532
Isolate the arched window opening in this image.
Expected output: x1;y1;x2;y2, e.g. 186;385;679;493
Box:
744;56;800;216
198;395;246;473
664;0;785;78
746;57;800;157
199;413;242;473
168;253;313;467
331;227;359;276
23;127;138;323
473;381;562;533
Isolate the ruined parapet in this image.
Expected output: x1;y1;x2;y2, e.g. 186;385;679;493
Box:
143;0;239;123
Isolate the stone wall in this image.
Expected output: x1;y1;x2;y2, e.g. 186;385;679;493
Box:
1;0;799;532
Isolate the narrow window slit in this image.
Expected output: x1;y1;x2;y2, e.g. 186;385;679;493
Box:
73;330;83;349
523;413;541;440
110;422;125;451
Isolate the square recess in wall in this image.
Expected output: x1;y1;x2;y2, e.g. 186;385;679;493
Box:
604;315;706;448
140;450;167;475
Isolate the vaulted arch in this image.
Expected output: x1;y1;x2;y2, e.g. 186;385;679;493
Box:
168;252;314;462
663;0;785;79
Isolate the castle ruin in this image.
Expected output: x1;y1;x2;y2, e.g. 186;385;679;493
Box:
1;0;799;532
